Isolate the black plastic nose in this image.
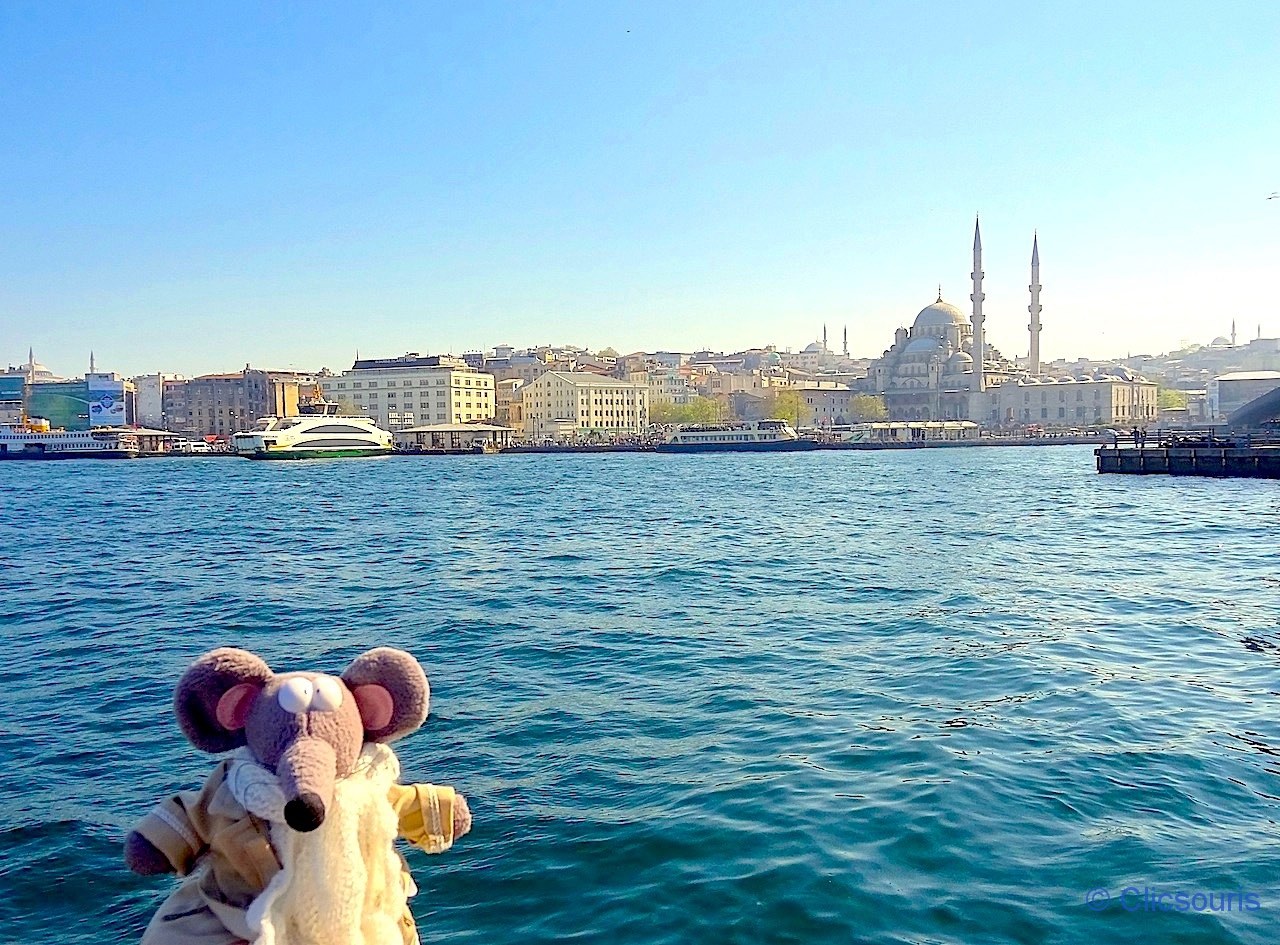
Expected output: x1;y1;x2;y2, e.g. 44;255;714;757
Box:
284;792;326;832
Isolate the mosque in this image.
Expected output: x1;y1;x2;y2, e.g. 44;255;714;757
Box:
865;219;1022;420
864;220;1158;427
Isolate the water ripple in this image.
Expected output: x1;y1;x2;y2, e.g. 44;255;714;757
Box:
1;448;1278;943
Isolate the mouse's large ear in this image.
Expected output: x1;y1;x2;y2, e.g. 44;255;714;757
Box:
174;648;274;752
341;647;429;743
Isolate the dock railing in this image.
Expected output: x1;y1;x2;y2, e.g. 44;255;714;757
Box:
1099;427;1280;450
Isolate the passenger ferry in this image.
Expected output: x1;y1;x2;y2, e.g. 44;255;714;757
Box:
0;418;141;460
656;419;819;453
230;402;393;460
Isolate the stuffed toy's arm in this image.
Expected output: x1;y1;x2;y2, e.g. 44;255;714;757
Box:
124;764;226;876
388;783;472;853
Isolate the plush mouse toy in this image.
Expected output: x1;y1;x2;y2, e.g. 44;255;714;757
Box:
125;647;472;945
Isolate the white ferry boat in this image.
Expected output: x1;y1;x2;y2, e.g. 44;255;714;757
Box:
0;419;141;460
656;419;819;453
230;402;393;460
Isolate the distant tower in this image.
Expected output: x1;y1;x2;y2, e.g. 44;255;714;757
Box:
970;217;985;392
1027;232;1042;375
27;347;35;384
843;325;849;357
89;350;96;374
823;324;828;352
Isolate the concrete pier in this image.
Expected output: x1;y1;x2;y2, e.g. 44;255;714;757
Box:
1096;439;1280;478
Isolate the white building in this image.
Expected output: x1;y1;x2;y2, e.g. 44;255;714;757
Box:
133;373;186;428
320;353;495;429
973;373;1158;427
520;371;648;441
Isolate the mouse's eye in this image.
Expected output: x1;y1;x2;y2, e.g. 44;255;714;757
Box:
312;676;344;712
278;677;315;713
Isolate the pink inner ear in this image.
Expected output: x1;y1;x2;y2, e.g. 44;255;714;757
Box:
353;684;395;731
215;683;259;731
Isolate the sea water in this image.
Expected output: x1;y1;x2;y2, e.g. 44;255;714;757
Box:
0;447;1277;945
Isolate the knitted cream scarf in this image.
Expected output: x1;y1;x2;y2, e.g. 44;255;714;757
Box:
226;743;413;945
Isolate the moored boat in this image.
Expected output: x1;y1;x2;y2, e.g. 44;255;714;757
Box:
0;418;141;459
655;419;818;453
230;402;393;460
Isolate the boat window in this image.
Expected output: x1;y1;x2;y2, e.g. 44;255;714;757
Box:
303;424;376;434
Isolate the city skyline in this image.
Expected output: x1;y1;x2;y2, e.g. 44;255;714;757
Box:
2;3;1278;377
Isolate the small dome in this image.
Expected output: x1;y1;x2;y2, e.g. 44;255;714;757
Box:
912;298;967;333
1211;336;1231;347
946;352;973;373
766;351;782;366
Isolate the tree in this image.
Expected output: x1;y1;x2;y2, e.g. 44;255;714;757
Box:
848;394;888;422
597;347;620;359
764;388;806;426
1158;388;1188;410
650;396;723;425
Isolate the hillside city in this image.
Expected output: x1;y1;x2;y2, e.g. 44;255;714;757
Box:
5;314;1278;445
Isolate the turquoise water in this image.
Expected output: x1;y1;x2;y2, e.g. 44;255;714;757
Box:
1;448;1278;944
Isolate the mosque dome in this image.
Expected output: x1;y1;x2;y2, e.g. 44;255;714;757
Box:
905;336;940;356
802;341;823;354
946;352;973;372
912;299;967;333
766;351;782;366
1211;336;1231;347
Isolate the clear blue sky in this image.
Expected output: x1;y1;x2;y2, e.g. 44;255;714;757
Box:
2;1;1278;377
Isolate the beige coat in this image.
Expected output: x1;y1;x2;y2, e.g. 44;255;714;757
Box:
134;760;459;945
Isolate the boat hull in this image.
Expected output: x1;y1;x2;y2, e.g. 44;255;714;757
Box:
0;449;140;460
243;447;393;460
655;440;819;453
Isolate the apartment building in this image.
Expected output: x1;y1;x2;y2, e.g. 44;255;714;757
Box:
320;353;495;429
520;371;648;441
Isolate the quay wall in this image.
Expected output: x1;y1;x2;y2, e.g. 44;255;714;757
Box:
1096;446;1280;478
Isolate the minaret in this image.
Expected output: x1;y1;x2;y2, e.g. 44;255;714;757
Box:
27;347;35;384
843;326;849;357
1232;320;1237;347
823;324;828;352
89;350;96;374
1027;232;1042;375
970;217;985;392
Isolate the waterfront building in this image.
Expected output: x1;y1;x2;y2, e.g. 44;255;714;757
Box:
519;371;648;441
1207;371;1280;420
320;353;495;430
796;381;857;426
23;372;136;431
394;423;515;452
839;420;980;443
133;373;187;428
166;367;316;438
973;372;1158;427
